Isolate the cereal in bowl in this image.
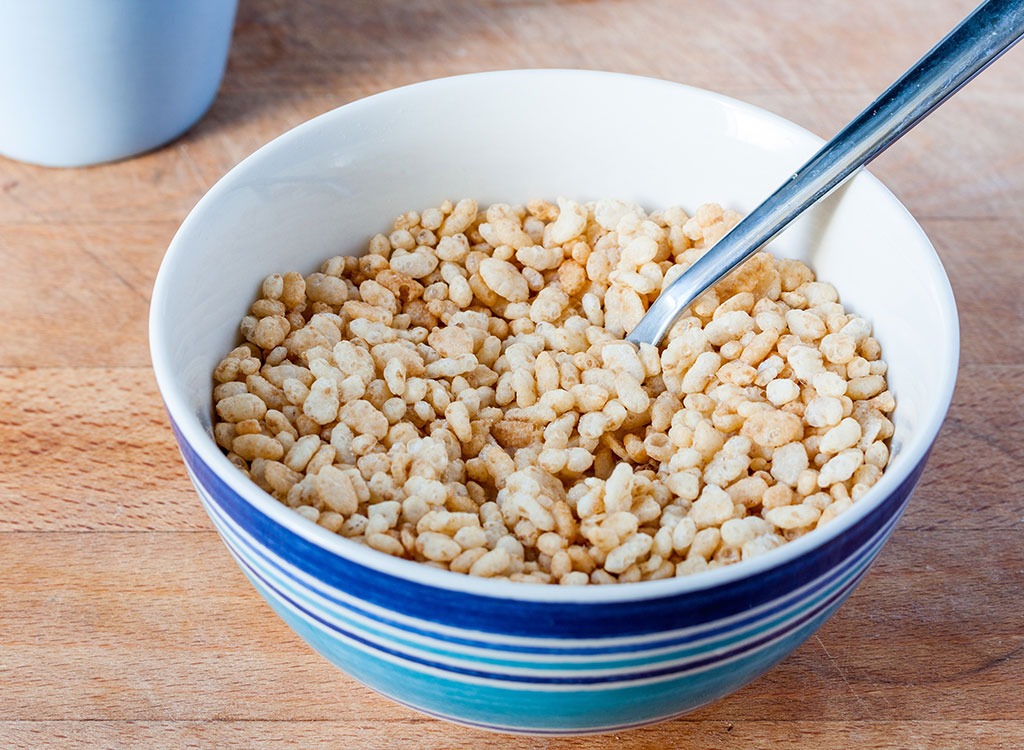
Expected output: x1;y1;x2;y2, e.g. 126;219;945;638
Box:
212;198;895;584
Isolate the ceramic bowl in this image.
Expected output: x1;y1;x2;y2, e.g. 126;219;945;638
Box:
149;70;958;735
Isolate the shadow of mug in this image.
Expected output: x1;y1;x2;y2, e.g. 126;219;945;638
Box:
0;0;238;167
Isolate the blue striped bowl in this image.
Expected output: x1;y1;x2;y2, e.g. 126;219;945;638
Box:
150;70;958;734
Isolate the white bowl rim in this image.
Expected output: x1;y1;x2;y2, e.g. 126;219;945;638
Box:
150;68;959;605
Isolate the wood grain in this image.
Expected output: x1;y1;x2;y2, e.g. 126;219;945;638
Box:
1;722;1022;750
1;0;1022;747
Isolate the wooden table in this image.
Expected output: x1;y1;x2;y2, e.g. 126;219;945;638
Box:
2;1;1021;747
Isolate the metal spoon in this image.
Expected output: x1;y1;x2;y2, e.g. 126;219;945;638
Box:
626;0;1024;347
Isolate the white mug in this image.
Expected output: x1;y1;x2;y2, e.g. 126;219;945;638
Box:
0;0;238;167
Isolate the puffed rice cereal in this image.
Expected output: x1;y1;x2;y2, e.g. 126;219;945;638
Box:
212;198;895;584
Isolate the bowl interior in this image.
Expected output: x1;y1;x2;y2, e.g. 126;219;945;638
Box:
150;69;957;596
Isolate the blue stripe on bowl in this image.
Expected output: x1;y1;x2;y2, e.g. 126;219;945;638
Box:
174;419;924;639
229;531;868;685
241;561;847;734
200;478;895;670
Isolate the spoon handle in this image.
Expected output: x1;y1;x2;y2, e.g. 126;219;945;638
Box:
627;0;1024;346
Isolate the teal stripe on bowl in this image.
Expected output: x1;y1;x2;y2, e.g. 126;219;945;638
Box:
244;564;845;733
